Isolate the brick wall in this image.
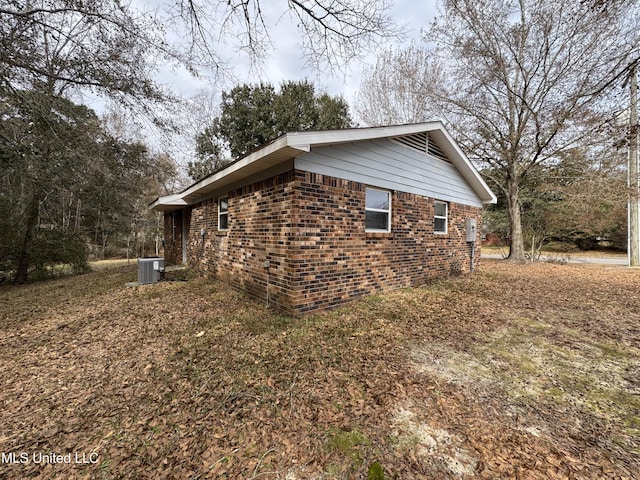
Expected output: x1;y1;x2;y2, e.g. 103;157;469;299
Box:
163;210;184;265
164;169;483;316
183;171;298;313
287;171;482;315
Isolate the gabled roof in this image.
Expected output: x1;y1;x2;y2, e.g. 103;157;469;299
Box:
150;122;497;211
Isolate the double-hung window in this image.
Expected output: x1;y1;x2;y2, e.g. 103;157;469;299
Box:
218;197;229;231
434;201;448;234
365;188;391;232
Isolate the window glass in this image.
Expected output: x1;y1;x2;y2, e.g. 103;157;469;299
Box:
434;201;447;234
219;197;228;230
365;211;389;230
434;201;447;218
365;188;391;232
365;188;390;210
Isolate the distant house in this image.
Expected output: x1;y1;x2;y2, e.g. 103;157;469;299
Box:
151;123;496;315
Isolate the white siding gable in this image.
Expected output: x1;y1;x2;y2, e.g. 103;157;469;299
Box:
294;138;484;207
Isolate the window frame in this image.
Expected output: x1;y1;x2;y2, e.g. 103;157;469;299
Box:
434;200;448;234
218;196;229;231
365;187;392;233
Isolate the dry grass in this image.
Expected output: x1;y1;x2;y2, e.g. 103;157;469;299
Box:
482;245;627;259
0;260;638;479
89;259;135;270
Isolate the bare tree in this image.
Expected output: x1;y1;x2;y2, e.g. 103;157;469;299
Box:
0;2;164;101
170;0;402;73
0;0;401;282
355;44;444;126
0;0;402;92
357;0;639;261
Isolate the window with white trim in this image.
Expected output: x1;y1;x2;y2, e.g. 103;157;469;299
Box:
218;197;228;230
434;201;448;234
365;188;391;232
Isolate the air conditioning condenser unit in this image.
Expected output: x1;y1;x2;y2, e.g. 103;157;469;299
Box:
138;257;165;284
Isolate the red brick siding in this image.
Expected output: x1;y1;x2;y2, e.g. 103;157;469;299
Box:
183;172;297;313
287;171;482;315
163;210;184;265
164;169;483;316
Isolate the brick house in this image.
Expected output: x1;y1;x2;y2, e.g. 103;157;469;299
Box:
151;123;496;315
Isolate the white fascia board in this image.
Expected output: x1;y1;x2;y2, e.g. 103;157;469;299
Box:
175;137;311;205
149;193;188;211
180;136;291;200
436;127;497;204
286;122;442;147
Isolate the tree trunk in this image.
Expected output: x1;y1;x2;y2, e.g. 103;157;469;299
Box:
507;178;526;262
101;233;108;259
14;195;40;284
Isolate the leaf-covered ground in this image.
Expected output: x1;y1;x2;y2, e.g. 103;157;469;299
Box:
0;260;638;479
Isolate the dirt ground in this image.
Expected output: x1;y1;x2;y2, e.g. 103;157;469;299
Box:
0;260;638;479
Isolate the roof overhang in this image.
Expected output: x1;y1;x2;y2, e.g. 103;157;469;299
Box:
426;126;497;205
149;193;188;212
150;122;497;211
181;142;307;203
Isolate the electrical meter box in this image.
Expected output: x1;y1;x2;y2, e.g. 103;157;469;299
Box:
466;218;477;243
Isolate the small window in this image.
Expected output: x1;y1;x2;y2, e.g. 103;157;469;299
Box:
218;197;228;230
365;188;391;232
434;201;448;234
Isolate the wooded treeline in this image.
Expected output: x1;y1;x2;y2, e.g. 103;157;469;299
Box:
482;146;628;253
0;90;178;282
2;0;637;283
0;0;397;283
356;0;639;258
0;1;177;283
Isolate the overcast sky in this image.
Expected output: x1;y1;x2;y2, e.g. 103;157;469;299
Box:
158;0;439;108
93;1;439;163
